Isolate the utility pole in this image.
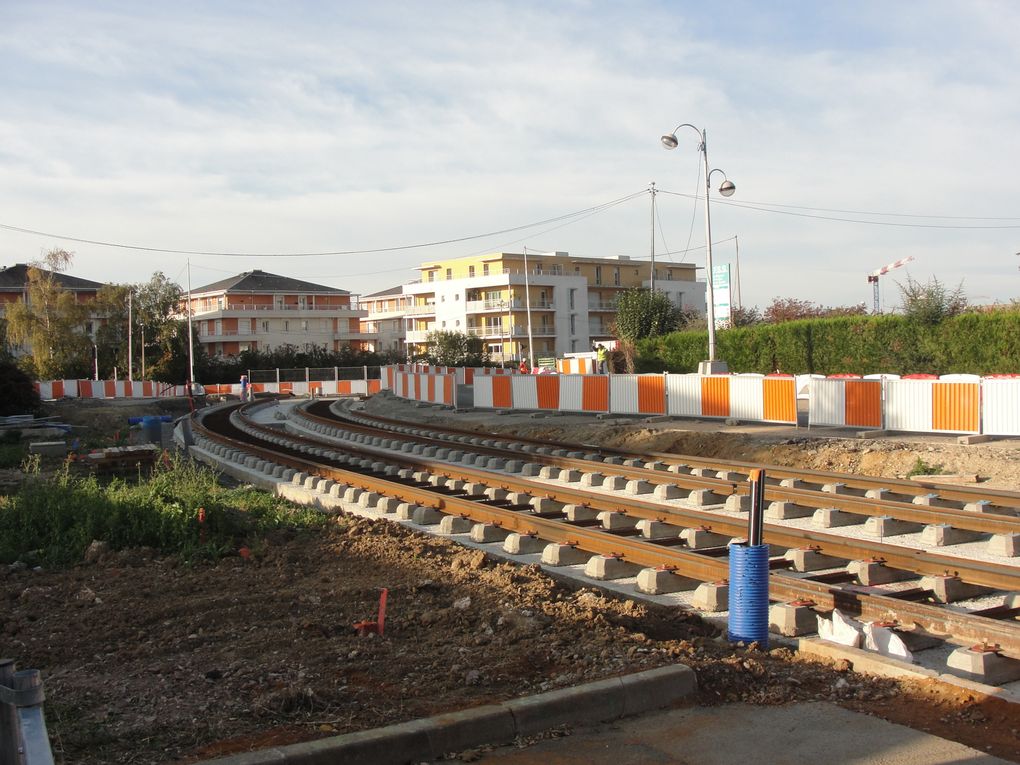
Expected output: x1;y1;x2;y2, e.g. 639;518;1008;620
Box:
649;181;656;293
733;235;742;310
187;258;196;389
522;247;535;368
127;290;133;381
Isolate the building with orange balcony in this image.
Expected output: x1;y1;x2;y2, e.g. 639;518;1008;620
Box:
359;285;411;356
184;270;370;357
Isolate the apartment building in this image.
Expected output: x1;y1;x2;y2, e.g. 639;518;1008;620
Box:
0;263;106;349
393;251;705;361
358;285;411;356
185;270;370;357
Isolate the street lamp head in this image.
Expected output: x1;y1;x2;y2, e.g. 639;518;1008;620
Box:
660;134;679;150
718;180;736;197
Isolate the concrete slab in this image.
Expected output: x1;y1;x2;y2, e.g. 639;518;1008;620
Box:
475;701;1009;765
502;533;546;555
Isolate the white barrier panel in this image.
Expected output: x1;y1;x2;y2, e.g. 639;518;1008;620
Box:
473;376;494;408
983;379;1020;436
884;380;934;432
796;374;825;400
666;374;701;417
511;376;538;409
610;375;640;414
809;379;847;426
729;376;765;421
558;376;583;411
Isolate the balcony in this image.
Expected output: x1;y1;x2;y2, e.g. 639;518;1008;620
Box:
405;304;436;316
192;303;357;316
588;302;618;311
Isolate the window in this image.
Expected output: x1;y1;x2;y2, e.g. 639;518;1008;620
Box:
261;320;269;332
446;268;452;280
301;320;309;332
614;267;621;286
595;266;602;285
575;265;580;274
483;263;489;276
668;269;674;280
568;288;576;309
455;319;461;327
570;314;576;334
534;263;543;274
283;320;289;332
442;321;447;328
469;265;475;278
428;271;435;282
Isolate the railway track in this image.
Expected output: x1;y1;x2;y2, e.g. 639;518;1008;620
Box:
187;397;1020;679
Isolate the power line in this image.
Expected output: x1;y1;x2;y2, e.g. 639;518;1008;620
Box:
658;190;1020;229
0;189;649;258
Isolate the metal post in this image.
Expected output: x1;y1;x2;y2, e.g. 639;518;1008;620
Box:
734;235;742;310
13;669;53;765
649;181;656;293
0;659;16;765
127;290;133;382
701;129;717;362
187;259;195;392
748;468;766;546
523;248;535;369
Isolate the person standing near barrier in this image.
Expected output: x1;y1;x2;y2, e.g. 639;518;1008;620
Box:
519;357;529;375
596;344;607;374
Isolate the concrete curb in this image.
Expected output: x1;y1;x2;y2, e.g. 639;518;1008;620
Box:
198;664;697;765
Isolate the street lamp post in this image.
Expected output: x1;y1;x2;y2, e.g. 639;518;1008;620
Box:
661;124;735;375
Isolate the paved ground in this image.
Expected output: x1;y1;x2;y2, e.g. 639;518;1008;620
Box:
477;702;1012;764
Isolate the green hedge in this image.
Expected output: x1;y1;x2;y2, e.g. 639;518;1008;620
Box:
636;311;1020;375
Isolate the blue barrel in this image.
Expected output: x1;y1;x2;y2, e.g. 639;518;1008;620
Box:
728;543;770;646
141;415;163;445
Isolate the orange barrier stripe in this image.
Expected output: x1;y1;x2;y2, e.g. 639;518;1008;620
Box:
762;378;797;423
52;380;65;398
700;377;730;417
465;368;475;385
492;376;513;408
536;376;560;409
414;375;422;401
79;380;93;398
280;382;293;394
581;375;609;412
337;380;352;395
427;375;435;402
933;382;979;432
637;376;666;414
844;380;882;427
103;380;116;397
443;375;453;405
368;379;381;394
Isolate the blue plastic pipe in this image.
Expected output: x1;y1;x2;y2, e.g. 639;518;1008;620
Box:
728;542;770;646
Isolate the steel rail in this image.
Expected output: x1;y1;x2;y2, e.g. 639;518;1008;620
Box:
193;406;1020;655
232;404;1020;592
302;402;1020;536
356;398;1020;510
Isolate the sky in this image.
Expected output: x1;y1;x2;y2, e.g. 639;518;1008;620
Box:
1;0;1019;311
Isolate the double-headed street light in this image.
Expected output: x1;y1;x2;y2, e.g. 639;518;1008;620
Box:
661;124;735;374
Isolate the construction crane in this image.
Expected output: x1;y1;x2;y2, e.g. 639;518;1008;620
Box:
867;256;915;313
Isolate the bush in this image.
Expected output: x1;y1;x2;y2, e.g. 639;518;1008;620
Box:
0;360;41;416
0;454;325;565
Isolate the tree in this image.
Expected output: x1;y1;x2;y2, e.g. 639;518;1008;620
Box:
134;272;184;377
897;276;968;325
0;360;40;415
5;249;92;379
727;305;762;328
614;289;690;342
763;297;868;324
423;330;486;366
93;283;131;377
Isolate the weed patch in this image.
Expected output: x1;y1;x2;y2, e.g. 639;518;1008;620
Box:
0;454;324;565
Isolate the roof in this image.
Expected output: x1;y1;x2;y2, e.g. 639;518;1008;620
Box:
192;270;350;296
361;284;405;298
0;263;106;291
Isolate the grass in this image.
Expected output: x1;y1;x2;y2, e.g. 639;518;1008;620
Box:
0;453;326;565
906;456;945;478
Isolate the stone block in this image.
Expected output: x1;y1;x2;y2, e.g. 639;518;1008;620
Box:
343;486;363;503
502;533;547;555
779;478;806;489
636;568;700;595
530;497;564;514
988;533;1020;557
667;464;692;475
329;483;347;498
724;494;751;512
503;460;526;473
585;555;641;581
919;524;981;547
439;515;473;534
636;519;679;539
653;483;684;500
625;479;654;496
692;581;728;611
785;548;845;572
769;602;818;637
686;489;725;507
597;511;637;530
604;475;629;491
486;457;508;471
521;463;543;477
539;465;561;479
911;492;960;509
506;491;534;507
580;472;605;488
863;516;923;538
395;502;418;520
765;501;815;520
946;647;1020;684
559;469;583;483
303;475;319;489
562;503;599;521
541;543;590;566
376;496;402;514
357;491;381;509
848;559;913;585
412;506;443;525
920;575;987;603
470;523;511;544
812;508;865;528
484;487;510;502
292;472;308;485
681;527;730;549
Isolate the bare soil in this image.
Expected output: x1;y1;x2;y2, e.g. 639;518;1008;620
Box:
2;396;1019;763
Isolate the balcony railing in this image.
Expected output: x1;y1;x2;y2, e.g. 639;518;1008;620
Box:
405;304;436;315
192;303;356;315
588;302;618;311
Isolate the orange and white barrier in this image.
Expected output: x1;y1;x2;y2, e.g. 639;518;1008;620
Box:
609;374;666;416
884;379;979;434
808;378;883;429
557;357;595;375
202;380;376;397
665;374;798;424
36;379;192;400
557;375;610;413
982;378;1020;436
